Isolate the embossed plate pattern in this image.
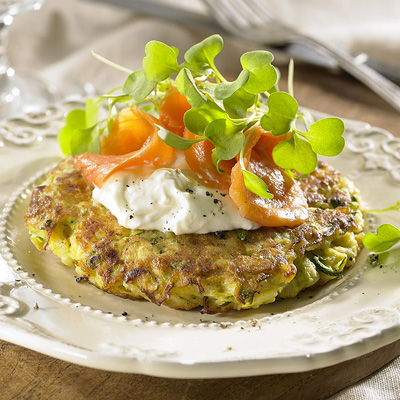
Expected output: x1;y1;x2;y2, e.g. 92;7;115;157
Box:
0;103;400;378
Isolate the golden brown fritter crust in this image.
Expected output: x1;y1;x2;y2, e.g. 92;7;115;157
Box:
25;157;364;313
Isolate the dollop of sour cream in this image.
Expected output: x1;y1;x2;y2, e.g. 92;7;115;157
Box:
92;168;260;235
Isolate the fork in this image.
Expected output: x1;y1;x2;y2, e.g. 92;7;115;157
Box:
202;0;400;113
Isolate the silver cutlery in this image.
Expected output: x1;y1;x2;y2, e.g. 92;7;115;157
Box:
202;0;400;112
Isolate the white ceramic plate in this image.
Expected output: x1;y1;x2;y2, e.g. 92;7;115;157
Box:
0;103;400;378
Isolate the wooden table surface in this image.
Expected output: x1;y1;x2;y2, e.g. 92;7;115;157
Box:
1;63;399;400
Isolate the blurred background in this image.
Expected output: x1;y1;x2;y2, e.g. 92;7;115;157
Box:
1;1;400;399
5;0;400;113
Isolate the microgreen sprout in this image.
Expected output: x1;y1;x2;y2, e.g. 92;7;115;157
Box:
59;34;346;197
363;224;400;252
365;200;400;214
363;200;400;252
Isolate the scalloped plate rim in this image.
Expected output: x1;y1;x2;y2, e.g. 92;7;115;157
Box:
0;103;399;377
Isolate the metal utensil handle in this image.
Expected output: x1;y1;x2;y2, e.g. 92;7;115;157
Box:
297;35;400;112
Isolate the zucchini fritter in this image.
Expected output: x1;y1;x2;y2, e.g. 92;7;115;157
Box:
25;157;364;313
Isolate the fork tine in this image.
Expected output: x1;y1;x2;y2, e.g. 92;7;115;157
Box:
203;0;292;43
232;0;267;26
203;0;248;31
245;0;296;43
202;0;265;41
243;0;276;22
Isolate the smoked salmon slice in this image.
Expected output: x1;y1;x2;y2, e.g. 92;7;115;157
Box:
101;107;159;155
77;93;191;188
183;129;235;193
159;89;191;136
229;126;308;227
75;107;175;187
75;134;175;187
